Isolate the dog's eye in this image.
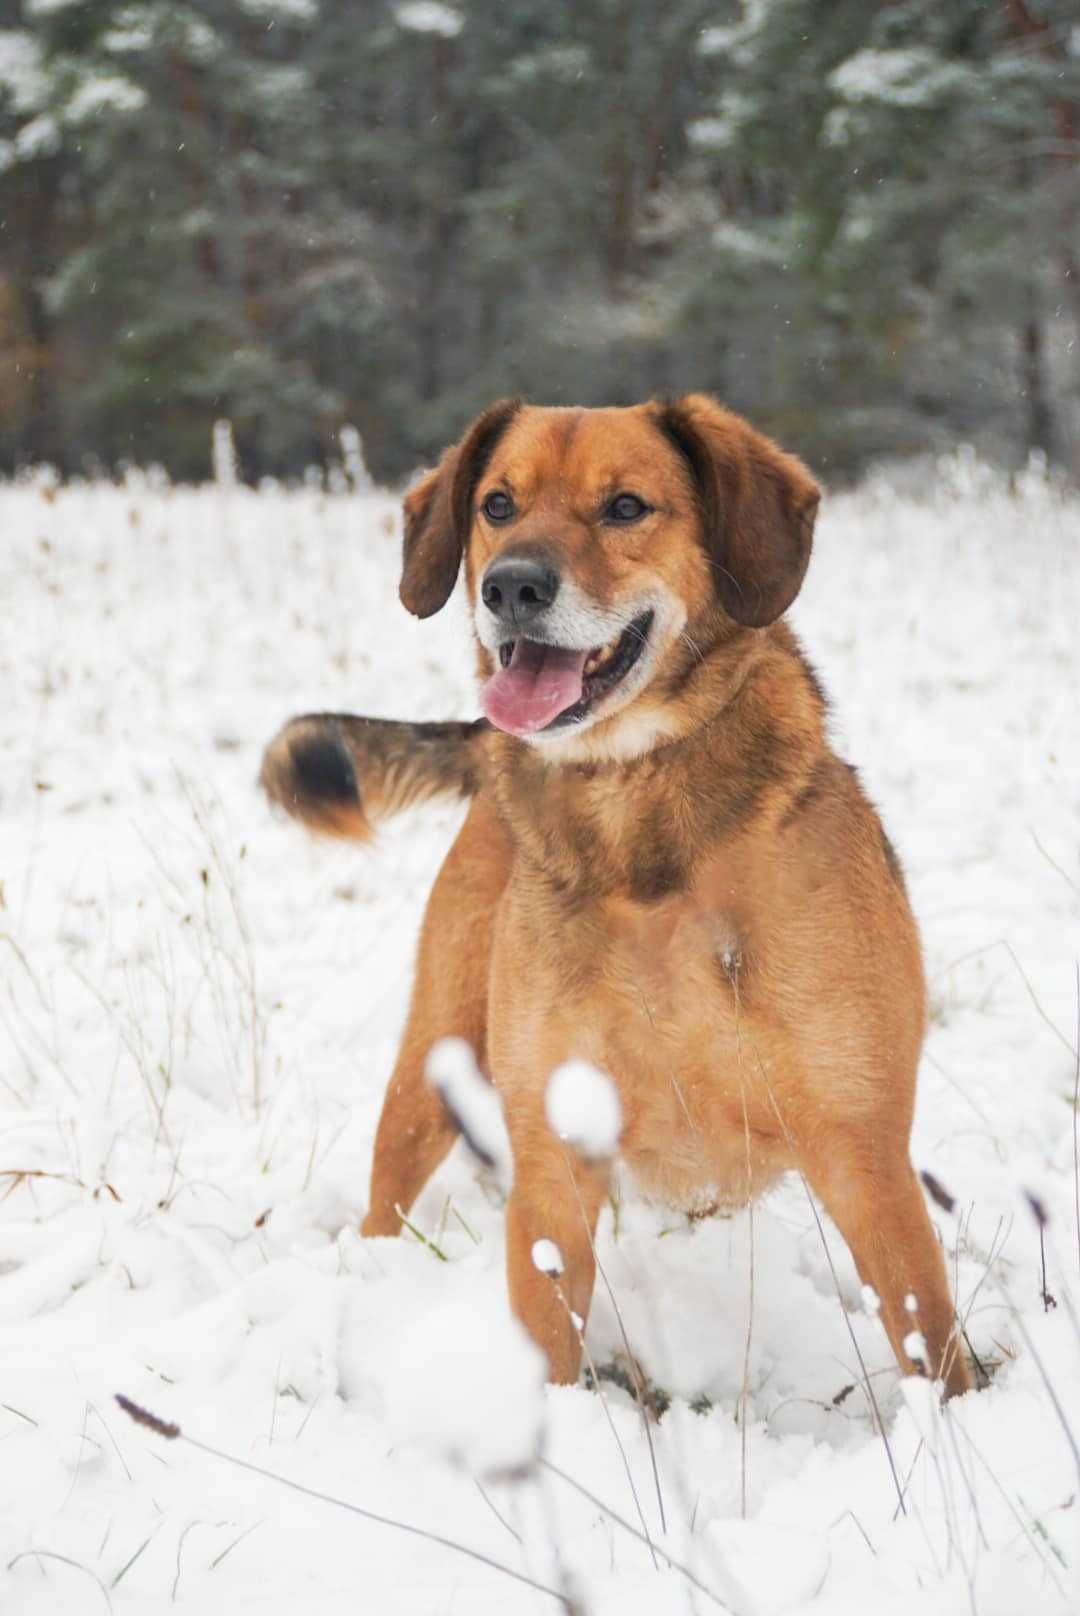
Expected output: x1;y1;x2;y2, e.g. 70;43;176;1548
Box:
481;490;515;524
604;493;650;524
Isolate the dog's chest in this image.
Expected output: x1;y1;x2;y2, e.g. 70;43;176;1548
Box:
493;871;791;1198
599;903;790;1197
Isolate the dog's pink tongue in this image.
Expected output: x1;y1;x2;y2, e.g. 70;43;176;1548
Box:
481;640;588;736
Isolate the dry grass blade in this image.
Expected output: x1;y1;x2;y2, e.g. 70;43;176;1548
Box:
209;1519;263;1572
925;1192;1080;1491
172;1518;228;1601
394;1203;448;1261
561;1153;668;1538
549;1275;659;1571
115;1394;572;1608
2;1403;39;1427
953;1422;1067;1598
0;931;51;1015
539;1456;731;1610
111;1527;159;1589
800;1178;908;1516
474;1478;522;1545
830;1508;877;1558
0;1167;91;1202
1030;830;1080;898
7;1549;113;1612
1011;1219;1080;1490
1073;961;1079;1278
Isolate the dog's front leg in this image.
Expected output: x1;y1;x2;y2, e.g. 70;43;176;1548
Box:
804;1147;971;1398
362;798;510;1237
503;1115;609;1384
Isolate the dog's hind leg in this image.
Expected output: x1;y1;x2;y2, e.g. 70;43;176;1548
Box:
361;796;511;1237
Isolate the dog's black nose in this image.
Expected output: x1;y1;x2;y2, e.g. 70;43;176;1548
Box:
481;555;560;625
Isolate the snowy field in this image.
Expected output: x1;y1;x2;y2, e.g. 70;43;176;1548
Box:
1;452;1078;1615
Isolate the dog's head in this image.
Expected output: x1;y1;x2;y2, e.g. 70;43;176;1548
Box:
400;395;819;757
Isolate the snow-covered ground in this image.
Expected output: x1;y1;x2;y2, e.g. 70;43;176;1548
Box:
1;453;1078;1615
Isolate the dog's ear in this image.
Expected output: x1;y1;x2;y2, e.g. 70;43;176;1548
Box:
400;398;521;618
656;394;819;627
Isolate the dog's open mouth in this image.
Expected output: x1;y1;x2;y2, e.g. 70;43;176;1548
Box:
481;611;654;738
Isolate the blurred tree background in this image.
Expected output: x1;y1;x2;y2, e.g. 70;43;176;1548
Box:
1;0;1077;483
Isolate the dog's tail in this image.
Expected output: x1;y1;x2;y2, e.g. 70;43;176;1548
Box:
259;713;486;841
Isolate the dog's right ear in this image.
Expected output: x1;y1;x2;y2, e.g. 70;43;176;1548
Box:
400;399;521;618
655;394;819;627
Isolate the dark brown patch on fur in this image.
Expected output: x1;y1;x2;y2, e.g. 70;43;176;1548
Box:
486;661;805;910
779;757;833;830
880;826;907;893
627;805;687;903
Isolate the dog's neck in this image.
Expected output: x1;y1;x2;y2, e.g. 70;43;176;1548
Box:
483;622;826;906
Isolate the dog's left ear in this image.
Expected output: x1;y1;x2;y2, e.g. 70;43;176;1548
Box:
656;394;820;627
400;398;521;618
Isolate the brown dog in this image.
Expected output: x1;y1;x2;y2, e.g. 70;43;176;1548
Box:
261;395;970;1398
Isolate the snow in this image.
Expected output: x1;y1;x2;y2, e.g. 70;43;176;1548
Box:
394;2;463;40
238;0;318;19
102;22;154;55
706;1518;830;1615
829;48;967;109
63;74;147;121
0;29;45;114
379;1287;545;1477
13;112;59;161
0;450;1078;1613
546;1061;623;1160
